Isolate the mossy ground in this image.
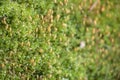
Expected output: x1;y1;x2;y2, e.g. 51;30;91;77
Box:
0;0;120;80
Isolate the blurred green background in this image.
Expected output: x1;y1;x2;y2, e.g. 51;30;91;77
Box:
0;0;120;80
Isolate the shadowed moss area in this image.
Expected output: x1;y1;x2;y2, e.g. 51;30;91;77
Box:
0;0;120;80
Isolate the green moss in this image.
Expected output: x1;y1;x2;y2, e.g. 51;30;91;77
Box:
0;0;120;80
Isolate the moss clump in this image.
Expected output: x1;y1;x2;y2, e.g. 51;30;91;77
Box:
0;0;120;80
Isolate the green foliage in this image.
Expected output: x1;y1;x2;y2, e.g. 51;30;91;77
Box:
0;0;120;80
